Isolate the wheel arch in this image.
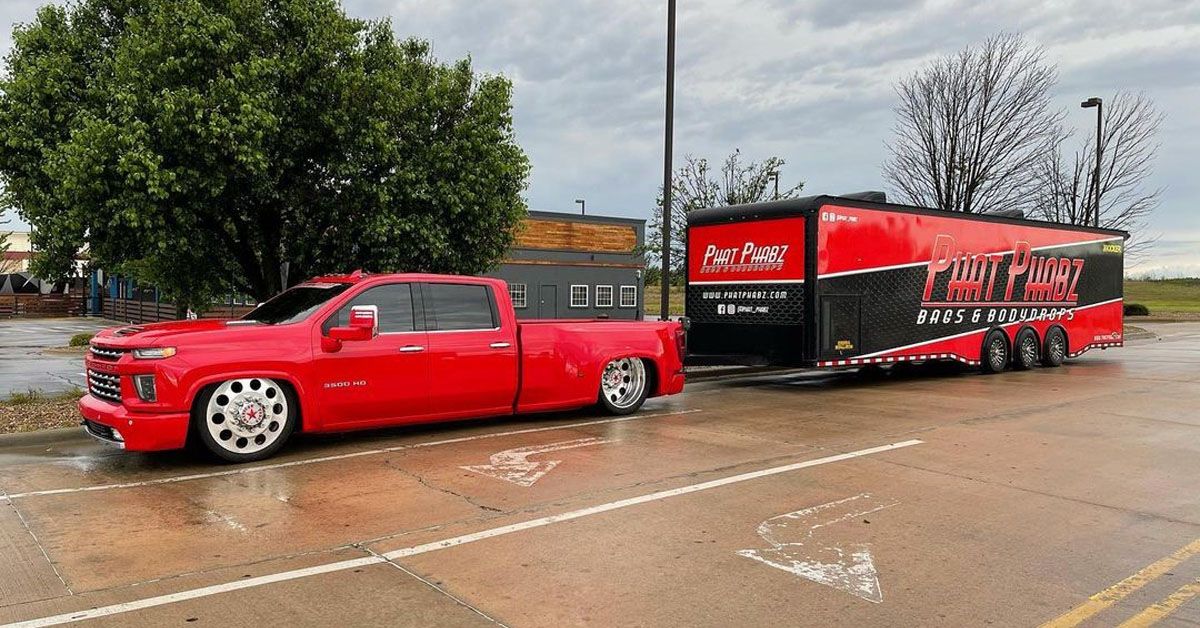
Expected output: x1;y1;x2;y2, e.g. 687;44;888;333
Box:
186;371;308;433
596;352;662;397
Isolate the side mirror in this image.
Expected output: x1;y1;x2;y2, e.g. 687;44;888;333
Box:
322;305;378;352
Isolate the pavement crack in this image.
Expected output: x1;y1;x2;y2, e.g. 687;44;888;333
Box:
384;459;502;513
1;490;75;596
360;545;509;627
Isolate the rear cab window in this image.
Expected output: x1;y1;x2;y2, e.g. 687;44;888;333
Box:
426;283;499;331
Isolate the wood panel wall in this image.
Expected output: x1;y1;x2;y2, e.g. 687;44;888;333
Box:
515;219;637;253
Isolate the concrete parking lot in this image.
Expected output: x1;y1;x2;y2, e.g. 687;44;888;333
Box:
1;322;1198;627
0;318;114;398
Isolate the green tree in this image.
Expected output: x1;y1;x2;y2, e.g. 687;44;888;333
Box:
0;0;530;310
647;149;803;279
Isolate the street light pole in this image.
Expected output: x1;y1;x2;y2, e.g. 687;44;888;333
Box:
1081;97;1103;228
767;171;779;200
660;0;676;321
575;199;586;215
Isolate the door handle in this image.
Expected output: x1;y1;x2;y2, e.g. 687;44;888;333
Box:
399;345;425;353
489;342;511;349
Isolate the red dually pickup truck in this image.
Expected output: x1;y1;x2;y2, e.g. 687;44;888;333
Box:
80;272;686;462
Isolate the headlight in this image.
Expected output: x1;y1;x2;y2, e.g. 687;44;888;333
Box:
133;374;157;402
132;347;176;359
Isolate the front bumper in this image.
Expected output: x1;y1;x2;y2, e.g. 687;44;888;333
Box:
78;394;190;451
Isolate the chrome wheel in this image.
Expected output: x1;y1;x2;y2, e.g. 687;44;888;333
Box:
601;358;647;410
205;378;289;455
988;337;1008;371
1019;335;1038;366
1048;334;1065;363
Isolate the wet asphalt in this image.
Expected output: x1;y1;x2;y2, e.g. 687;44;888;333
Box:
0;321;1197;627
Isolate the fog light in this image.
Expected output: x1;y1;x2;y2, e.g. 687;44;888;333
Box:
133;374;157;402
110;428;124;442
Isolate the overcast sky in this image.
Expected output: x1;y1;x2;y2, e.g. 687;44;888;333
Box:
2;0;1197;275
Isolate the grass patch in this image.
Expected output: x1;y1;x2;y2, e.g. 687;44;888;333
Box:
69;332;94;347
643;284;686;318
4;387;84;406
1124;279;1200;314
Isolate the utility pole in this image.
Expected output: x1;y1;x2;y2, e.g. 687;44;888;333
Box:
1081;97;1103;227
659;0;676;321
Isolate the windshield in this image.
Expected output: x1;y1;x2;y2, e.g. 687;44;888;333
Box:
242;283;352;325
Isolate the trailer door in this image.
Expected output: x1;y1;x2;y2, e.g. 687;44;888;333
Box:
819;294;861;360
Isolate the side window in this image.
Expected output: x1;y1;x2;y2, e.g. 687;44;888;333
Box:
595;285;614;308
322;283;415;334
428;283;497;331
509;283;527;308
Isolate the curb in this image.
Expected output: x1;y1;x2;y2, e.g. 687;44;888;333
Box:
0;425;85;448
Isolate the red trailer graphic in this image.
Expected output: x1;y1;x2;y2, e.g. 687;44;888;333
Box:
685;193;1125;372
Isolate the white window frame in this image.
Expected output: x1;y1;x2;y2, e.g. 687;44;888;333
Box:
619;285;638;308
509;283;527;308
595;285;614;308
569;284;589;308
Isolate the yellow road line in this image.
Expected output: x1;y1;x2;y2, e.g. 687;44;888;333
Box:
1117;578;1200;628
1040;538;1200;628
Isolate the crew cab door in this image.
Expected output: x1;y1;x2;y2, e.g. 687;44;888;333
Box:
315;282;430;426
422;282;519;419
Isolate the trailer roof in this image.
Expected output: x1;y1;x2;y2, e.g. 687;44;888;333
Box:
685;193;1129;238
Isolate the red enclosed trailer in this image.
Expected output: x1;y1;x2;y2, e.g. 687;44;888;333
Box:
685;193;1126;373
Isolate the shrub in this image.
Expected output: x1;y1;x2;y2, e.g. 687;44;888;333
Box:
69;332;94;347
1123;303;1150;316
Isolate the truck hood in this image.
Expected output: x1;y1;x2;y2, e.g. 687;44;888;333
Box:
91;319;270;347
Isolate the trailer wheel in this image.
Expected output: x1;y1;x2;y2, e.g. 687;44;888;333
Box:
980;330;1010;374
1041;327;1067;367
598;358;648;415
1013;328;1040;371
193;378;298;463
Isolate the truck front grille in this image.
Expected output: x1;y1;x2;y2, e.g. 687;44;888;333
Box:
87;370;122;404
90;345;128;361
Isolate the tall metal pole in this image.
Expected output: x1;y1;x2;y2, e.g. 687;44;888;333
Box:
1093;100;1102;228
659;0;676;321
1081;97;1103;228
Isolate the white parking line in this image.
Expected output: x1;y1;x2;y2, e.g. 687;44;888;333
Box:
2;409;703;501
4;439;923;627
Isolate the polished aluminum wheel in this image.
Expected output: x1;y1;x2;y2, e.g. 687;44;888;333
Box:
1047;333;1066;363
601;358;646;410
1019;334;1038;366
987;336;1008;371
205;378;288;455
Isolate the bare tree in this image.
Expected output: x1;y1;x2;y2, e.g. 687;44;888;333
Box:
884;33;1064;214
647;149;803;276
1033;92;1162;259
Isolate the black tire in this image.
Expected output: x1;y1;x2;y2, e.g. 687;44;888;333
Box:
980;330;1010;374
598;357;650;415
1013;328;1040;371
1041;327;1067;367
193;379;298;463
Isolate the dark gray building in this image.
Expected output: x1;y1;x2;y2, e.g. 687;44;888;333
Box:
487;210;645;320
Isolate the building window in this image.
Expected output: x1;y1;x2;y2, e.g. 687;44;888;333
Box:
596;285;614;307
509;283;527;308
620;285;637;308
569;285;589;308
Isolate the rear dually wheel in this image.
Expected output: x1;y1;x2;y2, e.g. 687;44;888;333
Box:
598;358;649;415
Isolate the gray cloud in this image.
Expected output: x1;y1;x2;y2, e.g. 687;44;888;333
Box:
1;0;1196;272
